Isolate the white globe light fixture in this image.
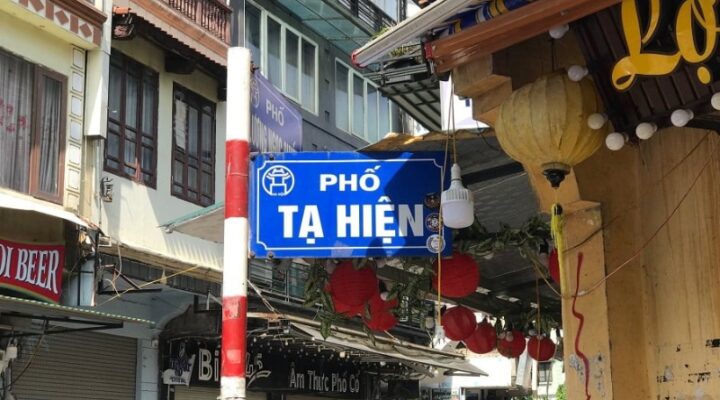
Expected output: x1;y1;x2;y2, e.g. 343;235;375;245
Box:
671;109;694;127
605;132;626;151
635;122;657;140
712;93;720;111
567;65;588;82
548;24;569;39
441;163;474;229
587;113;607;130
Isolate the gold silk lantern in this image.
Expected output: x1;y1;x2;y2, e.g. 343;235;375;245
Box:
495;72;607;297
495;72;606;188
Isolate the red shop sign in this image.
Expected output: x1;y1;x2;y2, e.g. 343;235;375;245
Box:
0;238;65;303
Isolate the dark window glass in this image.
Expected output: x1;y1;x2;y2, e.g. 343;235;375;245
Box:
352;75;364;136
286;30;299;99
172;84;215;206
104;51;158;187
301;40;316;111
335;62;349;131
245;3;262;68
267;18;282;87
367;85;379;143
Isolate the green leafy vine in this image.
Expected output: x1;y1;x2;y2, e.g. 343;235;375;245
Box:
302;215;553;339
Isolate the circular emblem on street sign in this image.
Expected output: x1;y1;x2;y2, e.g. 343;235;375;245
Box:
251;78;260;109
425;213;441;233
262;165;295;196
426;234;445;254
424;193;440;209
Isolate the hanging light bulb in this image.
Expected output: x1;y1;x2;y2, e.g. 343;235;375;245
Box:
605;132;626;151
424;315;435;330
441;163;474;229
379;280;389;300
711;93;720;110
671;109;694;127
587;113;607;130
325;260;337;274
567;65;588;82
548;24;569;39
635;122;657;140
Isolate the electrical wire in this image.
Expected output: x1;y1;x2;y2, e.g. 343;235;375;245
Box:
575;137;716;297
602;132;711;231
97;264;203;306
536;133;718;299
3;325;47;391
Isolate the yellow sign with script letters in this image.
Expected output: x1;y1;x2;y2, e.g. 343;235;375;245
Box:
612;0;718;91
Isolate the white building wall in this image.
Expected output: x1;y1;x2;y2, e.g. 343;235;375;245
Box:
99;37;225;272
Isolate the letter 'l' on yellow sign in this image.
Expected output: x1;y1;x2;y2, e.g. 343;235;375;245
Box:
612;0;719;91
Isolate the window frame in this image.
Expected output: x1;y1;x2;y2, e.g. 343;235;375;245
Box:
334;58;392;142
104;51;159;188
244;1;264;71
0;48;67;204
171;83;216;207
249;1;319;114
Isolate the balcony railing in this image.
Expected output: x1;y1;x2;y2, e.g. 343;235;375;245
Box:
339;0;396;32
165;0;231;42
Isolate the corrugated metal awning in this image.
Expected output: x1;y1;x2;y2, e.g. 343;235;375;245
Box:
290;322;487;376
0;190;93;229
351;0;479;67
0;293;155;336
161;202;224;243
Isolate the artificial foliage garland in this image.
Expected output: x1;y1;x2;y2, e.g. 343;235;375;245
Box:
303;215;554;339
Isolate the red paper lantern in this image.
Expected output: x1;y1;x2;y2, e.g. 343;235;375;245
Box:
365;294;398;331
432;253;480;298
365;311;398;331
548;249;560;285
442;306;477;341
334;299;365;317
527;335;556;362
329;262;378;306
497;330;526;358
464;320;497;354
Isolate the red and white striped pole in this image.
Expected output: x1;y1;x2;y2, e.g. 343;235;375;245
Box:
222;47;251;400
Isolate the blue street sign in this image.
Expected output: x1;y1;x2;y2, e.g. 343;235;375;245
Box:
250;73;303;152
249;152;452;258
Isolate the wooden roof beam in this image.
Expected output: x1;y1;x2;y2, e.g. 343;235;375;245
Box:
452;56;513;127
428;0;621;73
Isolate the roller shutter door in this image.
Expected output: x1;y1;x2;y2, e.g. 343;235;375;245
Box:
11;331;137;400
174;386;219;400
174;387;268;400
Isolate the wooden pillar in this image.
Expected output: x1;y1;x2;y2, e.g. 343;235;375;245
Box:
528;139;653;399
573;137;653;399
560;201;614;399
530;169;615;399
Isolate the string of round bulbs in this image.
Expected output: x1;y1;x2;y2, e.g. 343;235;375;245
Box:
548;24;717;151
560;61;715;151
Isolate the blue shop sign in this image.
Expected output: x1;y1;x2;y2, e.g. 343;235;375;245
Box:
250;73;302;152
249;152;451;258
